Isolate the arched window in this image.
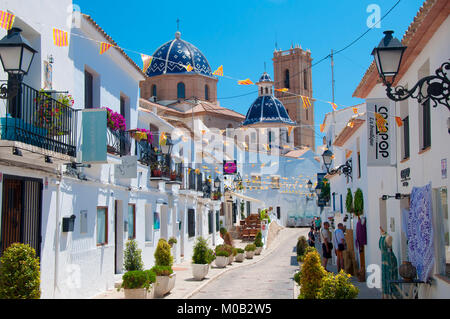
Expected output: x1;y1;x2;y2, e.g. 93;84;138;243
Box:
265;87;268;94
260;87;264;95
303;70;308;89
205;85;209;100
177;82;185;99
152;84;157;97
284;69;290;88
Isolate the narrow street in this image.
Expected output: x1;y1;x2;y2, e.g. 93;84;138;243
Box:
190;228;306;299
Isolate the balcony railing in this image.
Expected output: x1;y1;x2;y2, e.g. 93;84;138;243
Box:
150;153;171;180
0;82;77;156
168;162;183;183
107;128;131;156
188;168;196;190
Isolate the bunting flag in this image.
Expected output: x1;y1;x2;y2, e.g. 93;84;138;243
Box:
352;107;358;114
329;102;338;111
275;88;289;92
238;79;253;85
0;11;15;30
320;124;325;133
141;54;152;73
347;121;354;128
159;132;167;146
184;64;193;72
212;65;223;76
262;144;270;151
374;112;388;133
53;28;68;47
346;150;353;159
301;96;311;109
288;126;294;136
395;116;403;127
99;42;113;55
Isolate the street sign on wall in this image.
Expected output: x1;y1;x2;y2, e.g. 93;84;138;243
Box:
114;156;138;179
366;98;396;166
82;109;107;163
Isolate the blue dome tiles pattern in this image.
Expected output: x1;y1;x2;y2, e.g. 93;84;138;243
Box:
258;72;272;82
242;96;295;126
147;35;213;77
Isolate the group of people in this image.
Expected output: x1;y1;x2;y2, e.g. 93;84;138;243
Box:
307;217;347;272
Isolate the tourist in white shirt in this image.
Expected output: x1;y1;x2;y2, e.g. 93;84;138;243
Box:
320;222;333;271
333;223;346;272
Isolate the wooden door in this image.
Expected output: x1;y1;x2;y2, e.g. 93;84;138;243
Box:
1;179;22;256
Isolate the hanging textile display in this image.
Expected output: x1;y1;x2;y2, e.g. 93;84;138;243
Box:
407;183;434;282
379;233;400;298
0;11;15;30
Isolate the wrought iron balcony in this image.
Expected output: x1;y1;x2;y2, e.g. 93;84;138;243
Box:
150;153;171;180
167;162;183;183
0;82;77;156
188;168;196;190
107;127;131;156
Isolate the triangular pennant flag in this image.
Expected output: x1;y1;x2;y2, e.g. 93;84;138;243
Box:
301;96;311;109
374;112;388;133
347;121;354;128
184;64;193;72
212;65;223;76
141;54;152;73
352;107;358;114
288;126;294;136
346;150;353;159
99;42;113;55
329;102;338;111
320;124;325;132
0;11;15;30
395;116;403;127
159;132;167;146
53;28;68;47
238;79;253;85
275;88;288;92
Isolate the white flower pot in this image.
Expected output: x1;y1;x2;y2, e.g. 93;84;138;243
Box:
245;251;255;259
214;256;228;268
255;246;263;255
154;273;176;298
192;263;210;280
228;255;234;264
123;288;147;299
235;253;245;262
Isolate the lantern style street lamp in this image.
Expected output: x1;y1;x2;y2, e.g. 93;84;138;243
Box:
305;179;315;202
321;149;352;179
160;136;173;155
0;28;37;99
372;30;449;111
214;176;221;189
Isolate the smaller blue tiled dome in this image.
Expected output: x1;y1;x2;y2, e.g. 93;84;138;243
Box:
258;72;272;83
242;95;296;127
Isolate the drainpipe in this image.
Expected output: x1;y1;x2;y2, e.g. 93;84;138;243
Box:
53;164;62;298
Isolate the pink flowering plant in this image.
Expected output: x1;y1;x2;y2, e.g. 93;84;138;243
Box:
102;107;126;131
133;128;153;144
35;90;74;135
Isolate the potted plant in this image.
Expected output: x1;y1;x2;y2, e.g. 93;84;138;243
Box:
212;190;222;200
254;230;263;255
234;248;245;262
214;245;230;268
151;161;162;177
224;244;234;264
123;239;144;272
119;269;156;299
152;239;176;297
168;237;177;247
244;244;256;259
170;170;177;181
191;237;215;280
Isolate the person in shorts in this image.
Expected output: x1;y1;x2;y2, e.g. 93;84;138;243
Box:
320;222;333;271
333;223;346;272
308;226;316;247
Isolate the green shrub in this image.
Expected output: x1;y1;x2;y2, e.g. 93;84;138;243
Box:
120;270;153;290
232;248;238;256
151;265;173;276
168;237;177;246
354;188;364;216
215;250;230;257
296;236;308;257
244;244;256;252
298;245;317;262
154;239;173;268
254;231;263;247
223;244;233;256
219;227;227;237
0;243;40;299
293;271;301;285
215;244;231;257
192;237;215;264
345;188;354;214
298;250;326;299
123;239;144;272
236;248;244;254
317;270;359;299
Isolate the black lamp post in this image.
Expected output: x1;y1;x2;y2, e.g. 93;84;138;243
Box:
321;149;352;179
0;28;37;99
305;179;315;202
160;136;173;155
372;30;449;111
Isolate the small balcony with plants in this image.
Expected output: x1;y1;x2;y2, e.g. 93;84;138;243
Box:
104;107;131;157
167;162;183;184
150;153;171;180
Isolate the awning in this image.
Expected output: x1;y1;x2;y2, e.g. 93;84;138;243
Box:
228;192;265;205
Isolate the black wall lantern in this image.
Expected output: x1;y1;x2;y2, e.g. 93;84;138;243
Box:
321;149;352;180
372;30;449;111
62;215;76;232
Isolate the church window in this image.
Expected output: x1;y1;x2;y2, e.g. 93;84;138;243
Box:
177;82;185;99
205;85;209;100
284;69;290;88
265;87;268;94
303;70;308;89
152;84;157;97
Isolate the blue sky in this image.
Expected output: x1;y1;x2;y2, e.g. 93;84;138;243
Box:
75;0;424;148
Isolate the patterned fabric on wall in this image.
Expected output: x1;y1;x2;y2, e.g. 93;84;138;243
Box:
407;183;434;282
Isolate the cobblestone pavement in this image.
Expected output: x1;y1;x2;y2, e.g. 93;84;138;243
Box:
190;227;306;299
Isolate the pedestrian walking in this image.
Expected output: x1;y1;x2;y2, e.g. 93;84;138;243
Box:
308;226;316;247
333;223;346;272
320;221;333;271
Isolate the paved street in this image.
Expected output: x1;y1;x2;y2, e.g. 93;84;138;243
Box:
190;227;306;299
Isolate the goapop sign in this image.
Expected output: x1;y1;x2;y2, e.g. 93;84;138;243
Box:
366;98;396;166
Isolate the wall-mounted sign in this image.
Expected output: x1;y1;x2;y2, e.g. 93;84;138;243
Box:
82;109;107;163
114;156;137;179
223;160;237;175
400;167;411;187
442;159;447;179
366;98;396;166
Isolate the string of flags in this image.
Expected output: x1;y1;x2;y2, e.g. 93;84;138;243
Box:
238;79;253;85
0;10;15;30
99;42;113;55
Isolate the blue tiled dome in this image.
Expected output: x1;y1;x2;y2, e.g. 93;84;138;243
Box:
147;32;213;77
242;95;296;126
258;72;272;82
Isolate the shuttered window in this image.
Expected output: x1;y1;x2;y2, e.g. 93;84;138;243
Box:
188;209;195;238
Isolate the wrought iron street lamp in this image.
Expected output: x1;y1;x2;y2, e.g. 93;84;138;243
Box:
321;149;352;179
372;30;449;111
160;136;173;155
0;28;37;99
305;179;315;202
214;176;221;189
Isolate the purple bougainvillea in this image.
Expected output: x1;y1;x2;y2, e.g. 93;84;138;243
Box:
135;128;153;144
102;107;126;131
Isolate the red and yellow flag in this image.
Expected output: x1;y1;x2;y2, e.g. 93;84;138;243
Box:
346;150;353;159
141;54;152;73
288;126;294;136
99;42;113;55
159;132;167;146
395;116;403;127
320;124;325;132
301;96;311;109
53;28;68;47
329;102;338;111
0;11;15;30
275;88;288;92
212;65;223;76
374;112;388;133
352;107;358;114
238;78;253;85
184;64;193;72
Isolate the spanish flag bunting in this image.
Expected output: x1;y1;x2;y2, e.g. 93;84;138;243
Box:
238;79;253;85
141;54;152;73
374;112;388;133
320;124;325;132
184;63;193;72
288;126;294;136
301;96;311;109
347;121;354;128
99;42;113;55
201;130;206;135
352;107;358;114
212;65;223;76
0;11;15;30
159;132;167;146
395;116;403;127
275;88;288;92
346;150;353;159
329;102;338;111
53;28;68;47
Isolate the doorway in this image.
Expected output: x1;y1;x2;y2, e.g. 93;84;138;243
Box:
1;175;42;258
114;200;124;274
